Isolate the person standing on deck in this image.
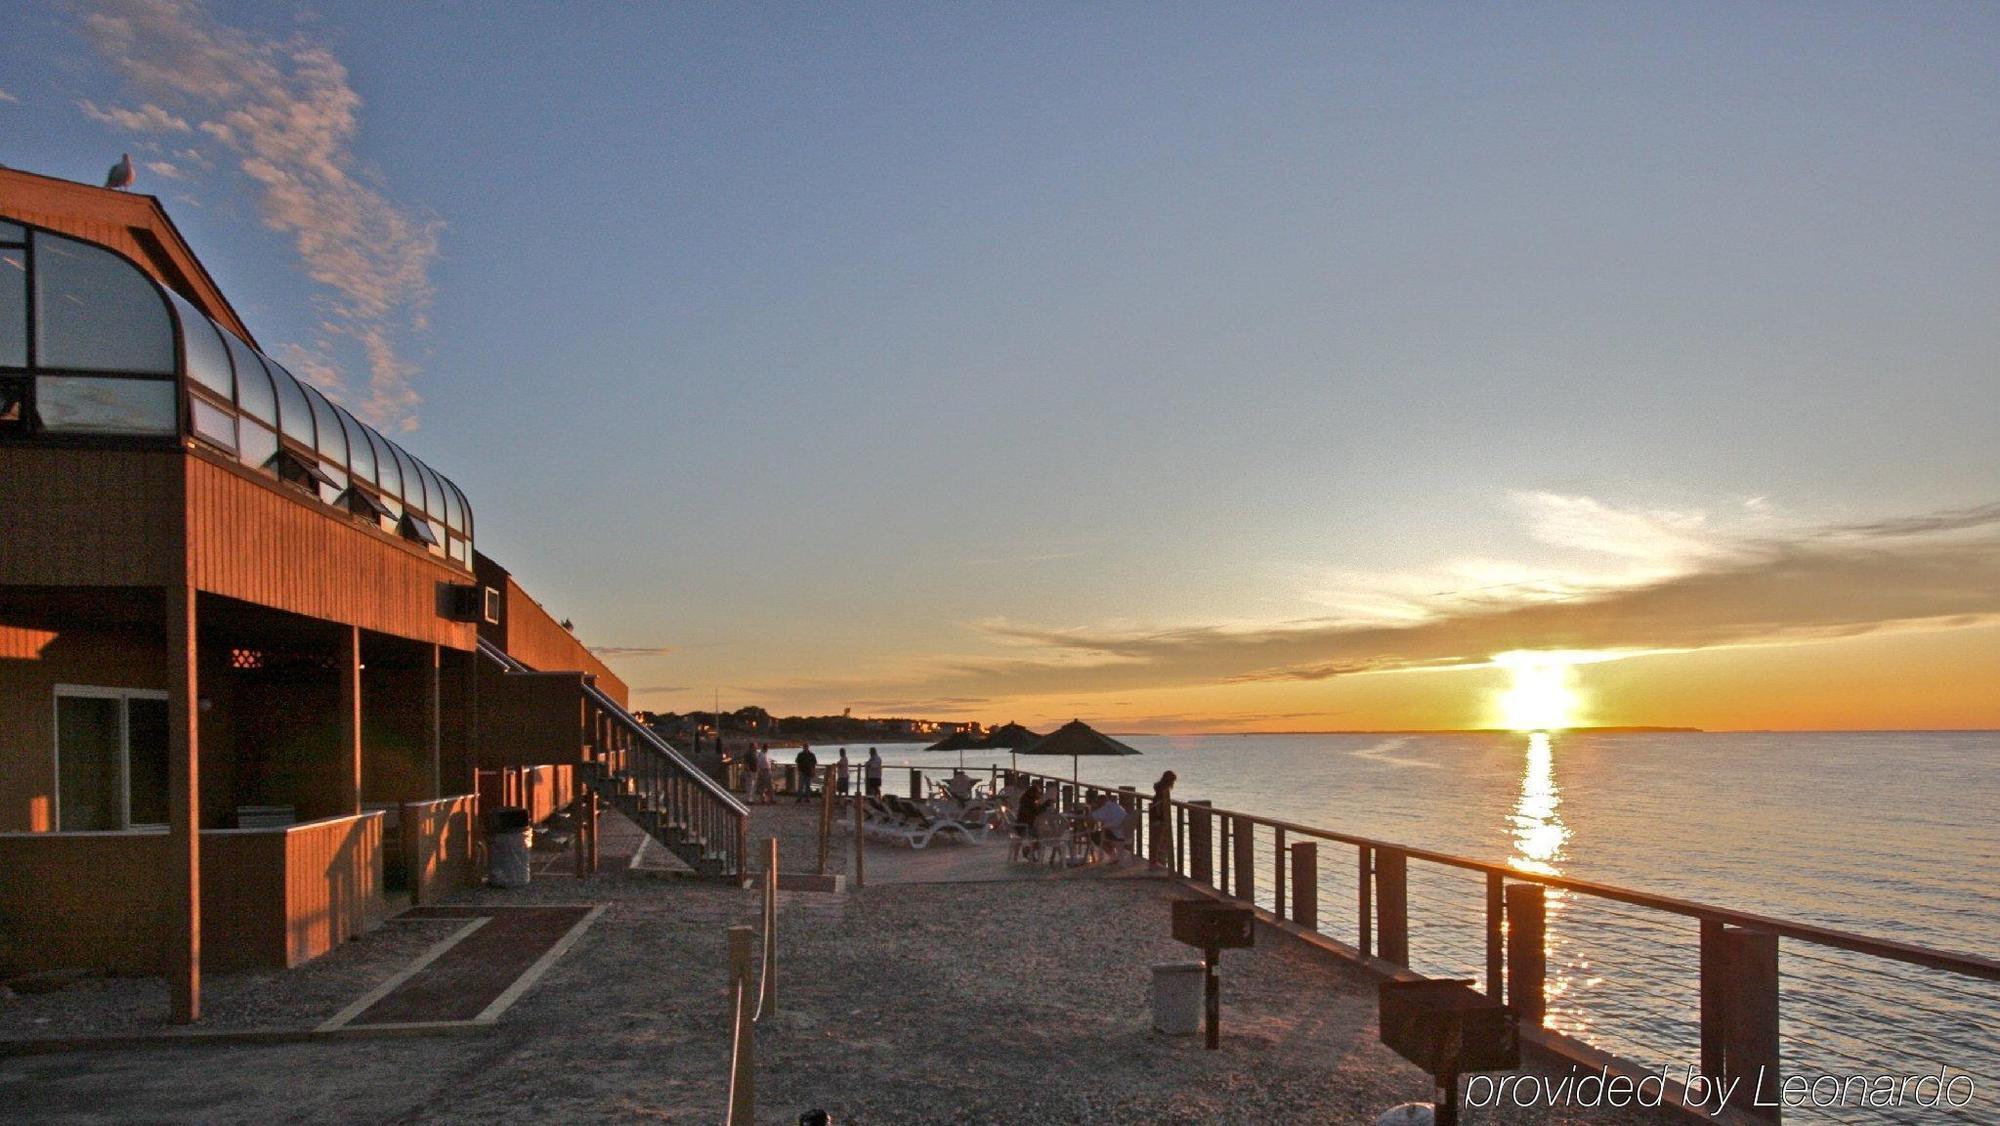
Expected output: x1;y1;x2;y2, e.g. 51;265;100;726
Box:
836;748;852;795
864;747;884;797
794;744;818;802
755;743;778;804
1149;770;1176;867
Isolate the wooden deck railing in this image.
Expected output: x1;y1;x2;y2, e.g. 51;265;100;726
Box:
880;762;1996;1123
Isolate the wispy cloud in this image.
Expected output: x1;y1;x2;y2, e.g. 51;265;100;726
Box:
589;646;677;659
633;685;692;695
797;496;2000;703
142;159;182;180
0;89;19;104
75;0;440;431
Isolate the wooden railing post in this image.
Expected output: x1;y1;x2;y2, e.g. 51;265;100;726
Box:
909;767;923;800
1506;883;1546;1026
1290;841;1317;929
817;765;834;876
1704;924;1782;1120
1357;844;1373;958
725;924;755;1126
1232;817;1255;902
851;791;866;888
761;836;778;1016
1485;871;1504;1000
1273;827;1287;920
1174;805;1187;875
1376;847;1408;966
1218;815;1232;893
1187;801;1214;885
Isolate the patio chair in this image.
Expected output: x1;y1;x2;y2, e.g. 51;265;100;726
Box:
1016;808;1074;868
882;795;979;849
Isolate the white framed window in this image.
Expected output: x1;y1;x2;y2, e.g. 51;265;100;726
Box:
52;686;169;831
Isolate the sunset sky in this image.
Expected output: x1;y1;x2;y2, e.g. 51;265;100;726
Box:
5;2;1997;731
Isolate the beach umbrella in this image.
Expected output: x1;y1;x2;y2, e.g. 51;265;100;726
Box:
1021;719;1140;784
925;729;985;769
978;722;1046;772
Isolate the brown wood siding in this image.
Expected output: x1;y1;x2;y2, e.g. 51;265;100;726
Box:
401;793;478;906
475;664;587;767
0;167;255;340
0;814;382;974
186;455;476;649
498;576;631;705
0;447;182;588
0;622;166;832
0;832;173;974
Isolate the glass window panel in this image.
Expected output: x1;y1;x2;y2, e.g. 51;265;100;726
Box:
56;694;122;831
266;359;314;446
166;292;232;399
239;419;278;474
1;246;25;368
451;481;472;542
303;385;345;466
34;233;174;373
427;520;447;555
222;331;275;424
0;220;25;243
439;473;462;531
0;377;26;430
37;376;176;435
336;407;374;484
126;697;169;827
190;396;236;451
368;429;401;497
317;461;348;505
391;445;424;511
417;462;445;519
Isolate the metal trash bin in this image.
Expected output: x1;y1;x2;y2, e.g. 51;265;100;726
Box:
1152;961;1207;1035
487;806;533;888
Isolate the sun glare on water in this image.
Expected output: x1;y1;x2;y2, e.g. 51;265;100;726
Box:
1495;651;1584;732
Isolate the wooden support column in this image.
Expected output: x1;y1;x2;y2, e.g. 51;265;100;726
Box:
167;582;201;1024
1290;842;1317;928
1232;817;1255;902
1704;924;1782;1120
341;624;362;814
1507;884;1547;1026
1376;847;1409;966
1187;801;1214;885
426;643;442;799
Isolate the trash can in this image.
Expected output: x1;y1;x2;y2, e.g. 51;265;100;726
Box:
487;806;533;888
1152;961;1206;1035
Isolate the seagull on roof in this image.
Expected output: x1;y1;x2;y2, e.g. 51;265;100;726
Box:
105;153;134;190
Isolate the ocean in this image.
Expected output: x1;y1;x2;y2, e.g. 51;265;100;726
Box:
837;731;1999;1120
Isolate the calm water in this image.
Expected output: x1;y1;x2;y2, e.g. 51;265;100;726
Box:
844;732;1999;1120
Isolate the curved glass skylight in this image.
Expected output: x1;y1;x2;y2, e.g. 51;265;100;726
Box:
0;217;473;570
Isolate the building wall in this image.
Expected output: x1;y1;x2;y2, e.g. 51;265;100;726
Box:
0;447;182;589
0;622;167;832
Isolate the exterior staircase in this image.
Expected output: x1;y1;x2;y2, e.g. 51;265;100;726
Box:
478;639;750;880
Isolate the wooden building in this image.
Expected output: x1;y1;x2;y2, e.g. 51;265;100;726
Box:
0;168;742;1022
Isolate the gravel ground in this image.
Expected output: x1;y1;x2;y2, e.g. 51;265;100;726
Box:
0;864;1680;1125
748;800;854;876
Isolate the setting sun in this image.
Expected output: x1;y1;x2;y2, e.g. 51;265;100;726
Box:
1495;652;1583;732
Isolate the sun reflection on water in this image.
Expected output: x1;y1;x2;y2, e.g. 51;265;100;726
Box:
1509;732;1568;876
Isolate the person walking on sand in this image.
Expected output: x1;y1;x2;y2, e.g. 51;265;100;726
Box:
864;747;884;797
794;744;818;802
836;748;852;796
755;743;778;805
1149;770;1176;867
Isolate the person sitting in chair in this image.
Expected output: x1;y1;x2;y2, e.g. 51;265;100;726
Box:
1089;791;1130;860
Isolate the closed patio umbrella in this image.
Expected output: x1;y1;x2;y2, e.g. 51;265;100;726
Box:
1021;719;1140;784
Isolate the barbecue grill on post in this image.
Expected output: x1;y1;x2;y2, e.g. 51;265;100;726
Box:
1170;899;1254;1049
1378;978;1519;1126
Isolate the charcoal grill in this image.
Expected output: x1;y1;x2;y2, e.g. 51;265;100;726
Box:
1170;899;1254;1049
1378;978;1519;1126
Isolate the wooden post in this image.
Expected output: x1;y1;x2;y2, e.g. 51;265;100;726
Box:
1218;815;1231;892
735;814;750;888
1188;801;1213;885
1506;884;1546;1026
1174;805;1186;875
726;924;755;1126
1232;817;1255;902
1376;847;1409;966
1699;919;1726;1081
587;788;600;875
1357;845;1373;958
909;767;922;800
426;643;442;799
1290;841;1317;928
817;765;834;875
1485;871;1504;1000
1706;925;1782;1120
341;624;362;814
1273;827;1287;920
761;836;778;1016
166;582;201;1023
851;791;865;888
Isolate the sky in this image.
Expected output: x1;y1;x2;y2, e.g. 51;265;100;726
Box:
4;1;1997;731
